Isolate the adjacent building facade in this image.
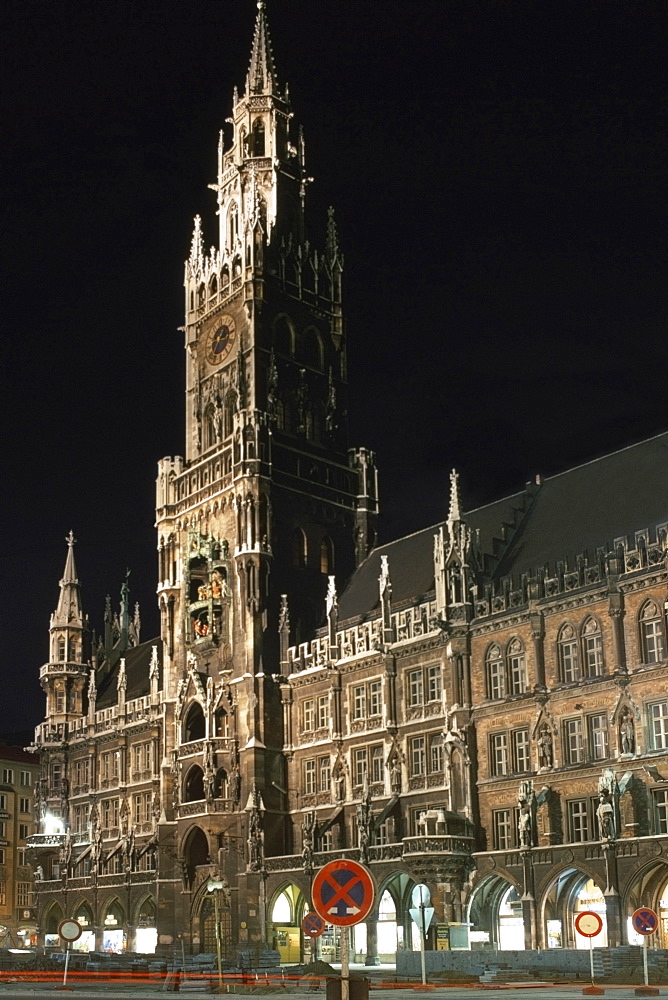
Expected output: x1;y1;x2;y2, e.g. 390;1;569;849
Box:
29;2;668;963
0;746;40;948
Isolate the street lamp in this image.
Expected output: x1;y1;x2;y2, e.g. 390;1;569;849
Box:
207;876;224;993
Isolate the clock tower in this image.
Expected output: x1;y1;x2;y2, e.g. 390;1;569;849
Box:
154;0;379;949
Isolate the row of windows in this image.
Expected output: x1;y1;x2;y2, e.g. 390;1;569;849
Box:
485;603;666;700
0;770;32;787
0;794;31;814
0;848;29;866
302;733;447;792
488;703;668;777
493;789;668;849
292;530;334;573
301;665;443;730
0;881;32;907
0;822;30;840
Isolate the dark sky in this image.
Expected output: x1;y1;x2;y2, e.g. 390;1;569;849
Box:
2;0;666;733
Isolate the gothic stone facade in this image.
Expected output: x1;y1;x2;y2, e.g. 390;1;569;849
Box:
29;1;668;962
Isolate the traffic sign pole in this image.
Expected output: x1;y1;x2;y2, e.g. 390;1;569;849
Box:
340;927;350;1000
642;935;649;988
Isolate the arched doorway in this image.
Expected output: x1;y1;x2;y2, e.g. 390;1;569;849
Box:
468;876;524;950
43;901;64;949
270;884;306;963
183;826;210;887
101;898;126;953
135;896;157;954
184;703;205;742
542;869;607;949
72;901;95;953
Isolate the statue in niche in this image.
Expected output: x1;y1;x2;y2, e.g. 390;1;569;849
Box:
356;778;373;866
247;787;264;871
229;764;241;807
597;792;615;840
301;810;316;870
620;709;635;755
389;756;402;794
517;780;534;848
333;763;346;803
537;725;553;769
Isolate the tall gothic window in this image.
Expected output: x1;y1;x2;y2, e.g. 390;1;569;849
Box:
252;119;265;157
640;601;665;664
486;644;505;700
292;528;307;568
581;617;604;676
558;623;579;682
320;537;334;574
508;638;527;693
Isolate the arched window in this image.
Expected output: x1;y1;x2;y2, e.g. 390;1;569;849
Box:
292;528;307;568
204;407;216;451
228;203;238;248
184;765;205;802
640;601;665;664
320;536;334;574
197;284;205;308
209;275;218;299
272;891;292;923
274;315;294;356
298;327;324;370
221;265;230;288
486;644;505;700
581;617;604;676
183;702;205;742
508;638;527;694
223;392;235;438
183;826;209;885
558;623;579;682
252;119;265;157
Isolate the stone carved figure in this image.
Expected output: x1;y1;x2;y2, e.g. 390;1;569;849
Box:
229;764;241;807
356;777;373;866
538;725;553;769
389;756;402;794
247;786;265;871
620;709;635;754
301;810;316;870
517;780;534;848
597;792;615;840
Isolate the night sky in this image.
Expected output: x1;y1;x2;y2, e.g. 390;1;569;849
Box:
2;0;666;733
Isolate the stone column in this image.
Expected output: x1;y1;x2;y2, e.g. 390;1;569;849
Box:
603;842;622;946
530;613;545;687
364;912;380;965
609;601;627;672
521;849;538;949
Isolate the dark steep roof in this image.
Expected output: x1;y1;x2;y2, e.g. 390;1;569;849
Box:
97;637;163;709
339;432;668;623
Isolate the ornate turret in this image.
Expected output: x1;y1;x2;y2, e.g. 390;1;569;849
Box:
41;532;89;722
246;1;279;97
434;470;473;622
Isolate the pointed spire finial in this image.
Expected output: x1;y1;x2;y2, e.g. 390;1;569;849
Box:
247;0;278;96
189;215;204;273
448;468;462;524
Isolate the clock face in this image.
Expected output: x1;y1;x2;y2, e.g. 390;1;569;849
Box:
205;314;236;365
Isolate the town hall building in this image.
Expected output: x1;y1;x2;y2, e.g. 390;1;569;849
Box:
29;1;668;965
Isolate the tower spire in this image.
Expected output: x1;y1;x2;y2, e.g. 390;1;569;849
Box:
53;531;83;627
246;0;278;96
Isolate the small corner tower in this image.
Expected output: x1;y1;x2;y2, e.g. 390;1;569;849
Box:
41;532;89;723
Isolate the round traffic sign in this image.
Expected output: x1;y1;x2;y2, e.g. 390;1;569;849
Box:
574;911;603;938
302;911;326;938
58;918;82;943
312;859;375;927
412;883;431;907
632;907;658;935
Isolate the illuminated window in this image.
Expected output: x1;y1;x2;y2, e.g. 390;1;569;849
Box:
320;536;334;574
490;733;508;776
303;759;316;795
640;602;665;664
582;618;604;676
291;528;307;568
486;644;505;700
508;639;527;693
558;623;579;682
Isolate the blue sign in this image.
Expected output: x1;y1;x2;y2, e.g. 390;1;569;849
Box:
632;907;658;935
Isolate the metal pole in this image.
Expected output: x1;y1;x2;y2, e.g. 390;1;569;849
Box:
63;942;71;988
341;927;350;1000
419;902;427;986
643;934;649;987
214;889;223;993
589;934;594;987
